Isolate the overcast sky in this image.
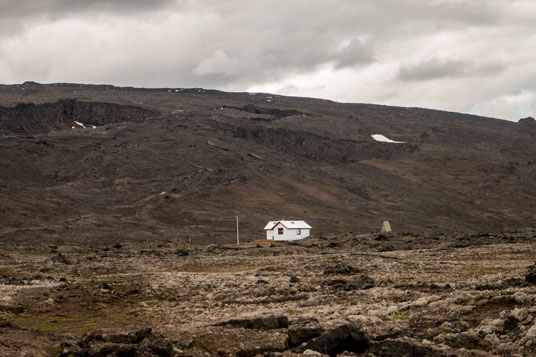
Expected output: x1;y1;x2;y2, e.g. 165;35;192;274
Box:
1;0;534;121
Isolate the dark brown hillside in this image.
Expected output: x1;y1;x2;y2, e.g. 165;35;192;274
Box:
0;82;534;244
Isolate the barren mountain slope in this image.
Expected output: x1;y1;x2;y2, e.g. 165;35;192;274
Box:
0;82;535;244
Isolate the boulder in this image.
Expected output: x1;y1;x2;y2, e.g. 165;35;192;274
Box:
503;315;519;331
322;279;347;287
288;318;323;347
525;263;536;284
293;323;369;356
87;342;135;356
0;318;12;328
52;252;72;265
214;315;289;330
61;328;173;357
138;336;174;357
0;304;24;314
347;275;375;290
204;244;221;253
368;338;445;356
323;262;361;275
290;275;300;283
190;327;289;355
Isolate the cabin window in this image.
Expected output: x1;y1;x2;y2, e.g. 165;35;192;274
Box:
297;229;301;235
278;228;284;235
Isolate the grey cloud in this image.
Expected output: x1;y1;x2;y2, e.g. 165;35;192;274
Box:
421;1;503;27
0;0;176;19
0;0;177;35
333;39;375;69
398;59;469;81
1;0;505;87
398;58;507;82
182;2;382;86
474;62;505;76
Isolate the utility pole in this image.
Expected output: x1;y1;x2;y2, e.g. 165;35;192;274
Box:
236;216;240;245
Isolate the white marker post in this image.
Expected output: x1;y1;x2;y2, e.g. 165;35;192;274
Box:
236;216;240;245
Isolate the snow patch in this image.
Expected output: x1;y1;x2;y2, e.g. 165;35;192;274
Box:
73;121;96;129
371;134;406;144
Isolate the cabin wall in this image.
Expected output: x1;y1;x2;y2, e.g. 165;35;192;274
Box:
266;223;310;240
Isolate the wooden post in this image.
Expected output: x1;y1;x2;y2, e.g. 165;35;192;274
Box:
236;216;240;245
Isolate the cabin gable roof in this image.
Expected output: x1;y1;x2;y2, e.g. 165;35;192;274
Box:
264;220;312;230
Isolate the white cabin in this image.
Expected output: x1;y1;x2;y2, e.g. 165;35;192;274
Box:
264;220;312;241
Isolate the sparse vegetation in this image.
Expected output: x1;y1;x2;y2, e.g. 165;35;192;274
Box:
387;310;412;321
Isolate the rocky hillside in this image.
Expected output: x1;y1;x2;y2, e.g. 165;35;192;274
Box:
0;82;535;244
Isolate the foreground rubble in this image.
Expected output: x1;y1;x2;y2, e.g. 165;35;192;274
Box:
1;233;536;356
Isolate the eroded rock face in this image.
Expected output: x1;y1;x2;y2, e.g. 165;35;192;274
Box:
59;328;173;357
0;99;157;135
230;103;308;119
231;126;417;164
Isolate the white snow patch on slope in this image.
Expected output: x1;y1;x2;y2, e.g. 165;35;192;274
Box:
371;134;406;144
74;121;86;128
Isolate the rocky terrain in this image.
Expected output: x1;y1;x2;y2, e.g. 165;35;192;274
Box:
1;82;536;355
2;233;536;356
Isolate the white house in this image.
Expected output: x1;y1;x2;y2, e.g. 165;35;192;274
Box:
264;220;312;241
